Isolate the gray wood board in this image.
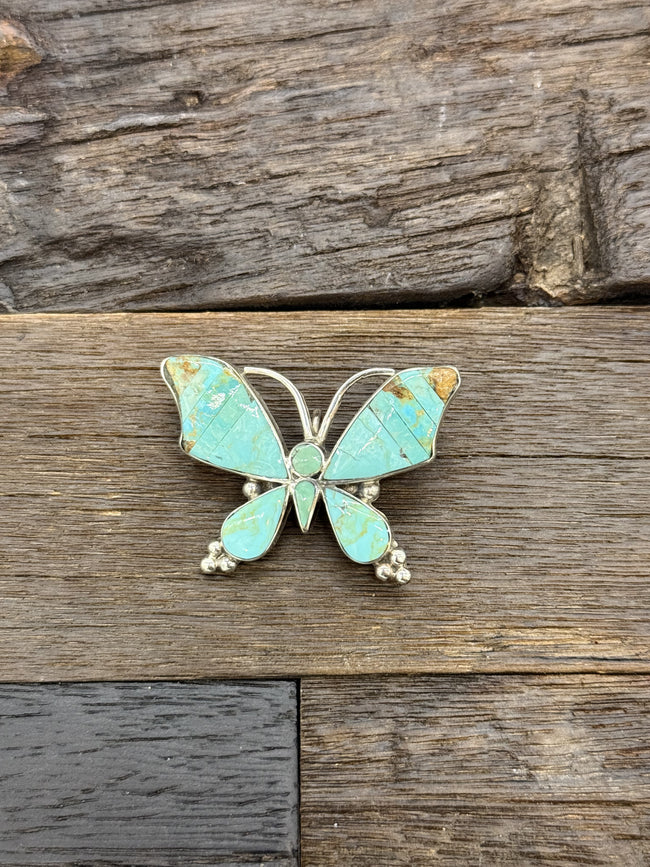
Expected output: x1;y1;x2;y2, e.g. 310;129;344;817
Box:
300;675;650;866
0;681;298;866
0;1;649;311
0;308;649;679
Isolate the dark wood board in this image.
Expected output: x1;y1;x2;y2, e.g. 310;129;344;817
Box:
300;675;650;866
0;308;649;679
0;1;649;311
0;680;298;866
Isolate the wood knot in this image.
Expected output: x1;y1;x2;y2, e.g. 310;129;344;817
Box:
0;20;43;86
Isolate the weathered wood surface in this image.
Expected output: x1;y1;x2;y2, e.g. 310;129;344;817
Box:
300;675;650;866
1;308;649;679
0;1;649;312
0;681;298;866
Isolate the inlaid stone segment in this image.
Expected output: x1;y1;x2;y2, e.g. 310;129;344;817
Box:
162;355;288;481
324;488;391;564
293;480;319;532
221;486;289;561
289;442;323;477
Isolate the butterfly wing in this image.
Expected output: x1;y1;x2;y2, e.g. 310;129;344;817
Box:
321;366;459;483
324;487;392;564
162;355;288;482
221;485;290;561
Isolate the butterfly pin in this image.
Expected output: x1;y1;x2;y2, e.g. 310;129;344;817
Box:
161;357;459;584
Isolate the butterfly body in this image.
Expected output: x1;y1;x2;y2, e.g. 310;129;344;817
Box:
161;356;459;584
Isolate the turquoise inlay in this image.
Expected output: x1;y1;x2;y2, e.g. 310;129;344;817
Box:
164;355;288;481
368;390;429;464
378;376;438;451
290;442;323;477
293;479;319;531
188;385;250;460
179;363;223;420
322;406;411;482
222;485;288;561
324;487;391;564
195;400;288;480
400;369;445;426
183;373;243;452
164;356;205;413
323;368;450;482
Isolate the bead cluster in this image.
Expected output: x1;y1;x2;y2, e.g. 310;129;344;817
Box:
200;539;238;575
374;540;411;585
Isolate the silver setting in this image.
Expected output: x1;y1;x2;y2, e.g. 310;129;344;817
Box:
341;480;381;503
162;359;460;584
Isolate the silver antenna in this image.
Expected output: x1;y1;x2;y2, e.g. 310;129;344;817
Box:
315;367;395;444
243;366;313;440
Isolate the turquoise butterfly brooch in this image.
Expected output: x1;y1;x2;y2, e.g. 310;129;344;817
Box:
161;357;460;585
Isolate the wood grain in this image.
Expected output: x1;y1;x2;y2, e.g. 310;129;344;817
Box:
300;675;650;866
0;1;649;311
0;308;648;679
0;681;298;866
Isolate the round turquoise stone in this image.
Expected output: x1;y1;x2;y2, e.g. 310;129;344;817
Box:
289;442;323;477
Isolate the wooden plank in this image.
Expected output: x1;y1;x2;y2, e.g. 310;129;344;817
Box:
0;681;298;866
300;675;650;866
0;308;649;679
0;1;649;311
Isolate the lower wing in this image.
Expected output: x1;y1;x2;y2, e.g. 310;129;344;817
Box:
221;485;290;561
323;487;392;564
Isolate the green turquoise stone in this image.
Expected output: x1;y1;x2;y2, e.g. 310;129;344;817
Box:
366;389;429;463
289;442;323;476
322;368;448;483
163;356;288;481
400;369;445;429
293;479;319;531
324;487;391;564
221;485;288;561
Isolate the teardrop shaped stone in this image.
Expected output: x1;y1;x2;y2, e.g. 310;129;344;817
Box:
221;485;288;561
293;479;319;531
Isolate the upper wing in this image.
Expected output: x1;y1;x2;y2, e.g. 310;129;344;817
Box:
321;366;459;483
161;355;288;482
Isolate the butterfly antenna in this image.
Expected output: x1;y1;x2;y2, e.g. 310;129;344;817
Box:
316;367;395;444
243;366;313;440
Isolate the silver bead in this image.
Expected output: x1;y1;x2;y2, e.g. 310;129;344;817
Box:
394;567;411;585
359;480;380;502
375;563;394;582
207;540;223;556
390;548;406;566
201;556;217;574
243;480;262;499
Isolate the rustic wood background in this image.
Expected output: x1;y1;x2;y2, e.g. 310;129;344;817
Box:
301;676;650;865
1;309;649;680
0;0;649;312
1;0;649;864
0;682;298;865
